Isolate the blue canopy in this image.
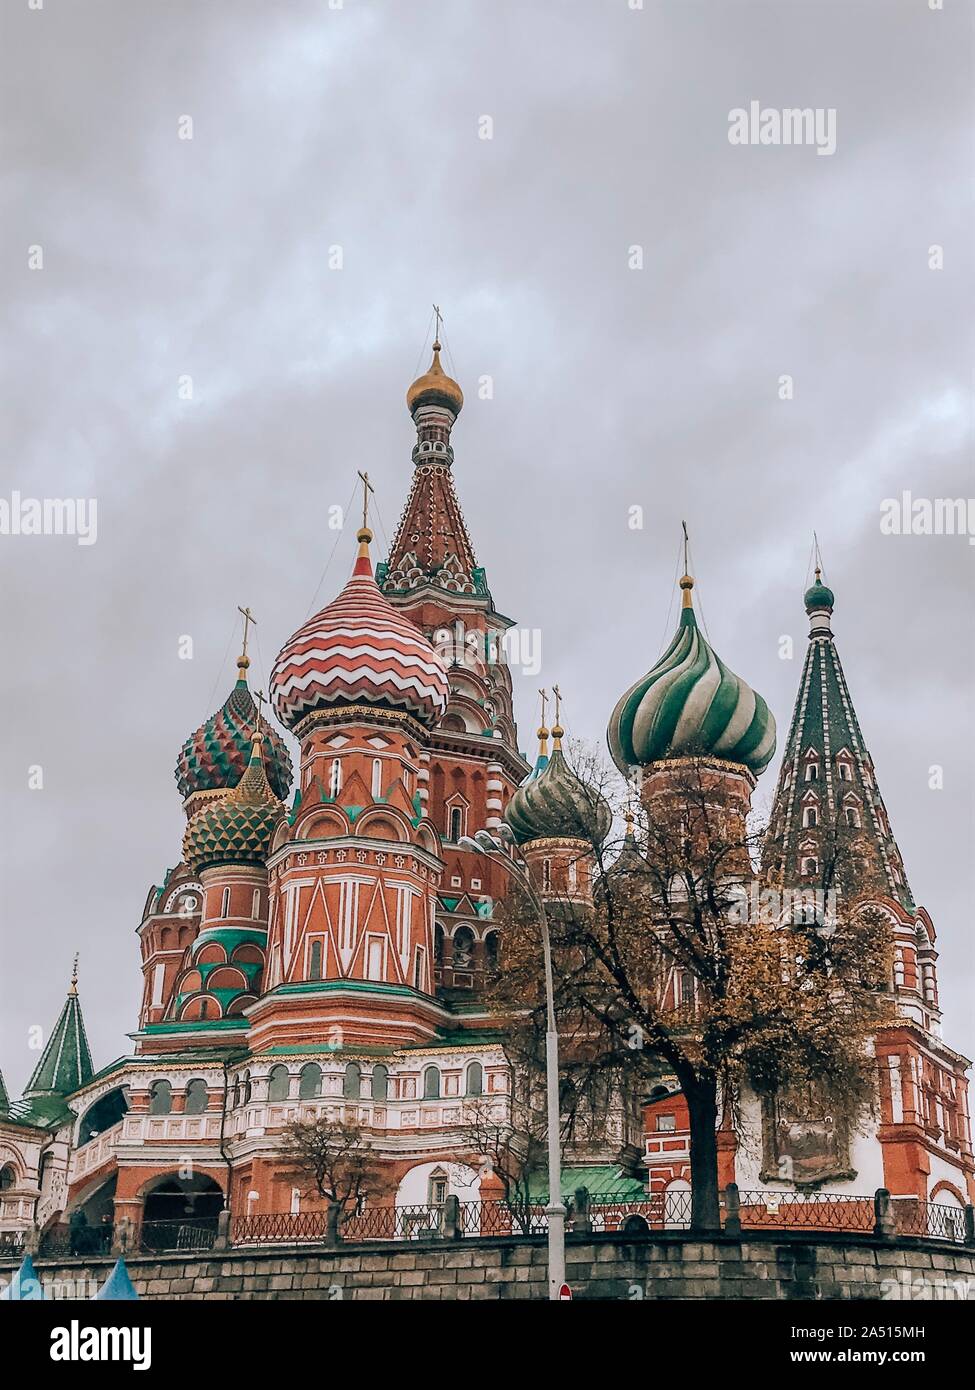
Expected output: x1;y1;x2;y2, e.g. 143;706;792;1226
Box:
95;1257;139;1301
0;1253;44;1300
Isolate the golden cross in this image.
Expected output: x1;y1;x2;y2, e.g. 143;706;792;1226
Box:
254;689;267;725
357;470;374;530
237;606;257;660
432;304;443;346
681;520;689;575
538;687;548;729
69;952;79;995
552;684;562;727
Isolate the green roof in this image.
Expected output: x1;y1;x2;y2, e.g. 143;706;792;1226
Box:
23;986;93;1100
527;1166;647;1202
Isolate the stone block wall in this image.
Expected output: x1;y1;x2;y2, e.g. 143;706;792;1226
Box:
4;1231;974;1301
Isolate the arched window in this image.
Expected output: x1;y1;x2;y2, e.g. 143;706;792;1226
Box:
298;1063;322;1099
449;807;463;842
184;1079;208;1114
37;1150;52;1189
148;1079;172;1115
221;887;231;918
251;888;261;919
434;924;445;966
329;759;342;797
465;1061;483;1097
801;856;818;876
484;932;500;973
802;805;818;828
453;926;474;969
371;1064;389;1101
567;859;578;891
423;1065;440;1100
267;1065;290;1102
343;1062;361;1099
309;939;323;981
804;761;819;782
542;859;552;892
371;759;383;798
838;761;852;782
845;806;861;827
241;1069;252;1105
0;1165;16;1191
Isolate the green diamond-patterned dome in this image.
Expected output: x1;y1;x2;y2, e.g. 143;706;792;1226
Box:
175;663;292;803
183;734;283;871
505;733;612;847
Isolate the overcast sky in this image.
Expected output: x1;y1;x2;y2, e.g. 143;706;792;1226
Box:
1;0;972;1091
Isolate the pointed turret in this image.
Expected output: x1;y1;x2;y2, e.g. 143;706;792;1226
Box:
23;959;94;1101
0;1068;10;1116
378;330;484;599
762;570;914;911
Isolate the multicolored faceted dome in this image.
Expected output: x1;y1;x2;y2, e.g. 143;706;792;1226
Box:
505;722;612;847
607;573;776;776
183;733;284;872
270;529;451;733
175;658;293;803
406;339;464;416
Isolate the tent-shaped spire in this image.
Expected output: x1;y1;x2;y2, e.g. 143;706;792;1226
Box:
762;571;914;911
23;959;94;1101
0;1068;9;1115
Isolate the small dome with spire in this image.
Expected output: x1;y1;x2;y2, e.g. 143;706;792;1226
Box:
176;646;293;805
505;710;611;847
271;527;450;733
183;731;284;872
406;339;464;417
607;567;776;776
804;566;835;612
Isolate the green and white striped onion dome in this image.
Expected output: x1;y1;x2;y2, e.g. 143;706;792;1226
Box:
183;732;283;872
607;575;776;776
505;726;612;847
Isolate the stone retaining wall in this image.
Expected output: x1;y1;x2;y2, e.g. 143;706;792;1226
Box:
5;1231;975;1301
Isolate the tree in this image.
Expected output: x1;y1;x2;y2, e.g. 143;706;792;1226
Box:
280;1115;385;1242
491;746;893;1233
458;1090;548;1234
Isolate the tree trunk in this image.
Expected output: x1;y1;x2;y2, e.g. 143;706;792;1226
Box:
684;1073;721;1233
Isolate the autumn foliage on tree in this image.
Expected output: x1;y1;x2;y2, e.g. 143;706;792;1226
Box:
489;745;894;1232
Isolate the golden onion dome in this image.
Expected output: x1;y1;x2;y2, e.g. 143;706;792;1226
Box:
406;340;464;416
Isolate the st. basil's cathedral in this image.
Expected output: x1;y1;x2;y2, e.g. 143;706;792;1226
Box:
1;337;972;1250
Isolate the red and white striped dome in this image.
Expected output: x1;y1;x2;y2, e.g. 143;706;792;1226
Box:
270;530;450;733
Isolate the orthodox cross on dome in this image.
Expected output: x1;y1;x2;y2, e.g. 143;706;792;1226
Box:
551;684;564;749
680;520;695;607
538;687;549;731
69;952;79;997
432;303;444;347
237;605;257;676
536;688;549;760
253;688;267;724
357;470;374;532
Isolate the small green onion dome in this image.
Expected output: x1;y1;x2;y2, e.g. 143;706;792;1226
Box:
803;568;834;611
607;574;776;776
183;733;284;872
176;656;293;803
505;726;612;847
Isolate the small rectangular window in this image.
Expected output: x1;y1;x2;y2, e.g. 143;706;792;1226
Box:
657;1114;677;1132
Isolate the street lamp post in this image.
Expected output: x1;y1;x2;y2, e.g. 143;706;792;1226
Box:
459;830;566;1300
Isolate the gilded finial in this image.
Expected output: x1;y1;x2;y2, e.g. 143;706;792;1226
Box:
69;953;79;996
679;521;694;609
237;606;257;677
536;688;550;759
551;684;564;749
356;470;375;554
